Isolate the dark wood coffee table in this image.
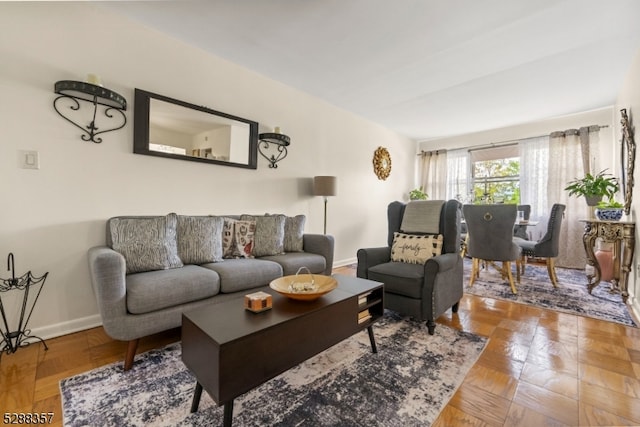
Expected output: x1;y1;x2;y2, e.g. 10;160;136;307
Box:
181;274;383;426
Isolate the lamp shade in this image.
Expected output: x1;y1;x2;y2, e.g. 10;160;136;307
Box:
313;176;337;197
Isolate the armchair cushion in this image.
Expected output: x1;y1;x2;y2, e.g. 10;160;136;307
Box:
109;213;183;274
400;200;445;234
390;232;443;264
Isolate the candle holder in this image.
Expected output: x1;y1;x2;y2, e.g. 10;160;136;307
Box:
0;253;49;354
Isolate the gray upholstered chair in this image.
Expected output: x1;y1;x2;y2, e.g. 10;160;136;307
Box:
463;204;522;294
513;204;531;240
514;203;566;287
357;200;463;335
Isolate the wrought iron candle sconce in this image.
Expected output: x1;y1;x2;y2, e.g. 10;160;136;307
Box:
258;127;290;168
53;76;127;143
0;253;49;354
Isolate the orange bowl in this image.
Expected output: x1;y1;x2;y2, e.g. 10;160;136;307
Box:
269;274;337;301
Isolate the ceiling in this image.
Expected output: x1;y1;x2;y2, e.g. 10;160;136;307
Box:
103;0;640;141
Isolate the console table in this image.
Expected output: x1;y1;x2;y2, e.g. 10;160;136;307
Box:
580;219;635;302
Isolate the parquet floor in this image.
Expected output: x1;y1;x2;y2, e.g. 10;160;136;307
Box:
1;265;639;426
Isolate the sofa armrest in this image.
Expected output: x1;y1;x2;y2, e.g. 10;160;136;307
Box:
303;234;335;275
356;246;391;279
87;246;129;340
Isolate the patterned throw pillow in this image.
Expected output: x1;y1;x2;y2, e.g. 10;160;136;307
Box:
283;215;306;252
390;232;443;265
240;214;286;257
222;218;256;259
109;213;184;274
177;215;224;264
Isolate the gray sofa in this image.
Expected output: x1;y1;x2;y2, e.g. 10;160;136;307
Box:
88;213;334;370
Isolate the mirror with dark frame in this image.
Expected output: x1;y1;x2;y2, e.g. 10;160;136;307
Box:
133;89;258;169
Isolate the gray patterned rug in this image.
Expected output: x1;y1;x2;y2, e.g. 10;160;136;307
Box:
463;259;637;327
60;312;486;426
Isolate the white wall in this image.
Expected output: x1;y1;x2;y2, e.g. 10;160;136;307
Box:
616;46;640;320
0;3;415;338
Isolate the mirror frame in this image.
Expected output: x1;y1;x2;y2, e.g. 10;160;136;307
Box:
133;88;258;169
620;108;636;215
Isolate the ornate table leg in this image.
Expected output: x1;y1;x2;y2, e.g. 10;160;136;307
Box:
620;226;635;302
582;222;600;294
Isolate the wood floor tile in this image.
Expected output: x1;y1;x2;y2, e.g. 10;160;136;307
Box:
520;362;578;399
485;336;530;363
32;394;62;427
578;348;636;378
578;315;627;336
504;401;570;427
463;363;519;400
578;336;631;361
579;381;640;424
633;362;640;380
432;404;490;427
579;402;638;427
623;335;640;351
580;363;640;398
449;383;511;426
491;326;535;346
526;336;578;377
512;381;579;426
629;348;640;364
476;348;526;378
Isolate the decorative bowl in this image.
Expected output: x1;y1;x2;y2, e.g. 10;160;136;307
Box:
595;207;623;221
269;274;338;301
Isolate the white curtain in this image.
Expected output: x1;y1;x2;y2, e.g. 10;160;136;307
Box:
419;151;447;200
547;127;600;268
519;136;549;241
445;149;470;201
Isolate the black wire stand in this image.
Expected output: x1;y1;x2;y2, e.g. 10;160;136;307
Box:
0;253;49;354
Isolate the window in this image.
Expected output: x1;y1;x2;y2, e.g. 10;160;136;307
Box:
469;145;520;204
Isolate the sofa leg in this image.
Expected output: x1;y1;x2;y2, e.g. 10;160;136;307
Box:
452;302;460;313
124;339;139;371
426;320;436;335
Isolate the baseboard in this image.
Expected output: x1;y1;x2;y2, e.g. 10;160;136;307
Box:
628;295;640;326
31;314;102;340
334;257;357;268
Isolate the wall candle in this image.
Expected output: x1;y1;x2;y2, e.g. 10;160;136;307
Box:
86;74;102;86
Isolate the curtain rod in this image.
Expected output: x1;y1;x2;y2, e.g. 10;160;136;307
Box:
418;124;609;155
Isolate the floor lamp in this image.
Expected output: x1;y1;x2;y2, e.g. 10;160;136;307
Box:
313;176;337;234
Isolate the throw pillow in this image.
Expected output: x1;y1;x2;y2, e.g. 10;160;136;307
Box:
177;215;224;264
222;218;256;259
390;232;443;265
400;200;445;234
109;213;184;274
283;214;305;252
240;214;285;257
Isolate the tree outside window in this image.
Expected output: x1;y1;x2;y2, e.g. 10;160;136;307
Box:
471;157;520;203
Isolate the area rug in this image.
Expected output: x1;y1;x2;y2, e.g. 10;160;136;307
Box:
463;259;637;327
60;312;486;427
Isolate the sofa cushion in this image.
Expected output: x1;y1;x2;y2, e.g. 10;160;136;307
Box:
177;215;224;264
126;265;220;314
282;215;306;252
222;218;255;259
240;214;286;257
201;258;283;293
260;252;326;276
109;213;183;274
390;232;443;265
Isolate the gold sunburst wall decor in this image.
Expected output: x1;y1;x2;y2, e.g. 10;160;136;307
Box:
373;146;392;180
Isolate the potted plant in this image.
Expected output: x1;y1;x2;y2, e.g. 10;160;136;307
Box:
563;169;619;207
409;187;428;200
594;200;624;221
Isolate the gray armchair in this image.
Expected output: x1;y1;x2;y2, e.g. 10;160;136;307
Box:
514;203;566;287
463;204;522;294
357;200;463;335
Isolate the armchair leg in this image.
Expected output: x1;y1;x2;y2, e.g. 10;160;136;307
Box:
426;320;436;335
547;258;559;288
124;339;140;371
452;302;459;313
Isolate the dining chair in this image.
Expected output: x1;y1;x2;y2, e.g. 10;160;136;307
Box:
463;204;522;294
513;204;531;240
513;203;566;287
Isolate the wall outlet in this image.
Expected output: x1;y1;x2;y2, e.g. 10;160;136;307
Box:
19;150;40;169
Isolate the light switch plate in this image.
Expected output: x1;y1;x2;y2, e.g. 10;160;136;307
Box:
20;150;40;169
